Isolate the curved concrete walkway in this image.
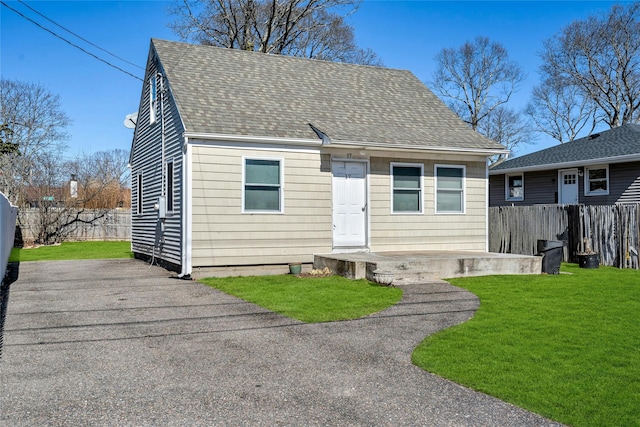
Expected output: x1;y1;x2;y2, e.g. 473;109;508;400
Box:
1;259;563;426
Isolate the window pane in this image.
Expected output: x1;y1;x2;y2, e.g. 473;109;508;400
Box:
590;180;607;192
508;176;522;188
437;191;462;212
246;159;279;185
393;167;420;189
589;168;606;180
393;190;420;212
167;162;173;211
437;167;463;189
510;187;523;198
245;186;280;210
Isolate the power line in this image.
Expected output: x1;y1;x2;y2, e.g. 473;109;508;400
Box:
0;1;143;82
17;0;144;71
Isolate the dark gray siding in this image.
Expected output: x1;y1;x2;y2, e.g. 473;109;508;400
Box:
490;161;640;206
130;48;185;269
489;170;558;206
610;162;640;204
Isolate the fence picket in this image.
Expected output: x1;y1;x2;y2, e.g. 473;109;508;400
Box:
489;204;640;269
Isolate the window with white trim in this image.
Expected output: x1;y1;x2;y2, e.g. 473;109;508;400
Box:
506;173;524;201
150;76;158;124
243;158;283;212
585;165;609;196
136;173;143;215
391;163;423;213
435;165;465;213
166;161;174;212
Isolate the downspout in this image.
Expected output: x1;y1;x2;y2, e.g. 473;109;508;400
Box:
485;158;490;253
178;135;192;278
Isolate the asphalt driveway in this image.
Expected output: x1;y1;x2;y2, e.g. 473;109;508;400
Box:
1;259;562;426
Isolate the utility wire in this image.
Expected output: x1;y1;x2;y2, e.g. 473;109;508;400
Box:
17;0;144;70
0;1;143;82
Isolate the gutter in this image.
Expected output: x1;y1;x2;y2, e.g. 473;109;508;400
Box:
183;132;323;147
327;140;507;156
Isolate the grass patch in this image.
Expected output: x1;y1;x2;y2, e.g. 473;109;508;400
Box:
200;274;402;323
412;264;640;427
9;241;133;262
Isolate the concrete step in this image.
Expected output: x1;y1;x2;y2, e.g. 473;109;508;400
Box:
314;251;542;283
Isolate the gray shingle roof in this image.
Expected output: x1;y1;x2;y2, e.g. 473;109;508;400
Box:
151;39;503;151
490;124;640;173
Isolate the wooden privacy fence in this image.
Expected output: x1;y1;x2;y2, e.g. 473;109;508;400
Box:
16;209;131;244
489;204;640;269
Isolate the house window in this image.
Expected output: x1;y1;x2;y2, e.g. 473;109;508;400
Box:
243;158;283;212
506;173;524;201
150;76;158;124
166;161;174;212
435;165;465;214
136;173;143;215
391;163;423;213
585;165;609;196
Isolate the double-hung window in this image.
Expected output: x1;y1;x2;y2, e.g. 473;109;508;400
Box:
506;173;524;201
391;163;423;213
585;165;609;196
243;158;283;213
166;161;174;212
435;165;465;214
136;173;143;215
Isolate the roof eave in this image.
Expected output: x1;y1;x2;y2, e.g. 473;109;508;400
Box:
183;131;323;147
489;153;640;175
327;139;508;156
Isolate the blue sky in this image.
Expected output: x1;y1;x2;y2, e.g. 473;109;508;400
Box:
0;0;625;159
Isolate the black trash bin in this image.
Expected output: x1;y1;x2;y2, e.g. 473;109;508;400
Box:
537;240;564;274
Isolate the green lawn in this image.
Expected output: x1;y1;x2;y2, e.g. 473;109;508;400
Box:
412;264;640;427
200;274;402;323
9;241;133;262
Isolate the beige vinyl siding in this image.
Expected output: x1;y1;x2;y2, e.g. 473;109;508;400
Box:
369;157;488;252
190;145;332;267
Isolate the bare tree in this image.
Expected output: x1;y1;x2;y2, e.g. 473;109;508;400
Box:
22;149;131;245
525;77;599;143
0;79;70;205
168;0;383;65
430;37;526;131
539;2;640;129
478;106;534;163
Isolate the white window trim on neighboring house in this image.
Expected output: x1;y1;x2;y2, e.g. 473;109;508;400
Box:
584;164;609;196
435;164;466;214
242;156;284;214
505;173;524;201
390;162;424;214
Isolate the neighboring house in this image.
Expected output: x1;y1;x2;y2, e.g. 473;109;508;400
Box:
130;39;506;276
489;124;640;207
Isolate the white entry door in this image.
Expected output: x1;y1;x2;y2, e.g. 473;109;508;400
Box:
332;161;367;248
559;170;579;204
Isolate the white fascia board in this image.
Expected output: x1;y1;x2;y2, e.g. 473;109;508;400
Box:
488;153;640;175
327;140;508;156
183;132;322;147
